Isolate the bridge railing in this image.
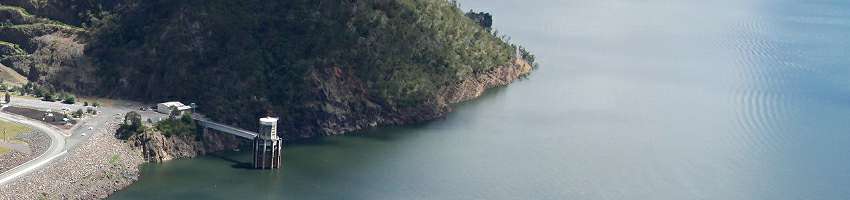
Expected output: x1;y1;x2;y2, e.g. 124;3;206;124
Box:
195;119;258;139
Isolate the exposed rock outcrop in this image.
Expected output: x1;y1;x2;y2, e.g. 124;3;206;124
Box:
303;58;534;138
128;129;240;163
128;58;532;161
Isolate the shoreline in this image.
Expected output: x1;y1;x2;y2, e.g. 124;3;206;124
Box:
0;58;532;199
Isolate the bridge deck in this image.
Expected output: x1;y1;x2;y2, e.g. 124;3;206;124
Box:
195;119;257;139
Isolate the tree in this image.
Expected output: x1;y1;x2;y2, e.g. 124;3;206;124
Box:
27;66;39;83
42;92;54;102
73;109;84;118
84;101;89;106
156;113;197;136
465;11;493;30
62;94;76;104
4;92;9;104
117;111;144;139
92;101;100;107
123;111;143;131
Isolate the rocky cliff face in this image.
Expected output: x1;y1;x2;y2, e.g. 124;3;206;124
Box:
441;58;534;104
128;58;532;160
302;58;534;137
128;129;240;162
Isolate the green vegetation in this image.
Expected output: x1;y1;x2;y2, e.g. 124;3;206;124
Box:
2;0;535;139
0;118;32;140
155;113;196;137
59;92;75;104
0;118;32;155
0;5;67;26
72;108;83;118
116;111;143;139
465;10;493;30
81;0;530;137
0;23;83;52
0;41;25;56
109;154;120;166
17;82;78;102
0;0;120;27
117;111;197;139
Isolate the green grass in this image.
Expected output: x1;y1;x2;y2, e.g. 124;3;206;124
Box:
109;154;120;166
0;119;32;155
0;119;32;139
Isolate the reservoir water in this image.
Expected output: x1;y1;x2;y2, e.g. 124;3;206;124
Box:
110;0;850;199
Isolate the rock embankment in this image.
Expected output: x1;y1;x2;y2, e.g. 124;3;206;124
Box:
0;131;49;174
128;129;240;163
441;58;534;104
0;118;144;200
309;58;534;137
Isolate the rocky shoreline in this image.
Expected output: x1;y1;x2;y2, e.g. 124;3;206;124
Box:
0;131;49;174
128;129;241;163
0;58;531;199
0;118;144;200
308;58;534;137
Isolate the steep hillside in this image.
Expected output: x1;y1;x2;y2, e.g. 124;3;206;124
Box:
0;0;120;26
0;2;90;89
5;0;536;140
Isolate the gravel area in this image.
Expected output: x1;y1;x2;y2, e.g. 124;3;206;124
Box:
0;151;28;173
0;131;50;174
0;118;145;200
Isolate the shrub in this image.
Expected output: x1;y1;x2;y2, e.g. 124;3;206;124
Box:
62;94;75;104
116;111;143;139
72;109;84;118
155;113;196;137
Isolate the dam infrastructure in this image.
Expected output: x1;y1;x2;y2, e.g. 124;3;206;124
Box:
194;116;282;169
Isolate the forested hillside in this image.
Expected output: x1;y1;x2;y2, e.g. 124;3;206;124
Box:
0;0;534;139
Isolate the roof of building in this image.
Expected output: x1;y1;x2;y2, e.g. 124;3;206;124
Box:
159;101;185;107
260;117;279;125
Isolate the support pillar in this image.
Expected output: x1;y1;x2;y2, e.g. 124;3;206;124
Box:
253;138;281;169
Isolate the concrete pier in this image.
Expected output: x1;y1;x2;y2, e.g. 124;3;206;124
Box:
253;117;282;169
195;116;282;169
253;138;281;169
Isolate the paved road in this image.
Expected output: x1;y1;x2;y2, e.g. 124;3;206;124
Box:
0;111;66;185
0;97;132;186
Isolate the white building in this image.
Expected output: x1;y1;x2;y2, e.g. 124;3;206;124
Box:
258;117;279;140
157;101;192;115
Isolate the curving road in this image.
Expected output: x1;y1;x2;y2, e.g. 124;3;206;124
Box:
0;110;66;185
0;97;130;186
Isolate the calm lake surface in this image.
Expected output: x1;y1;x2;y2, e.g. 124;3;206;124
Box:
110;0;850;199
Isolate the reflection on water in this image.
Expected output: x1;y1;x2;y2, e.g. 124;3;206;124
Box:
111;0;850;199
